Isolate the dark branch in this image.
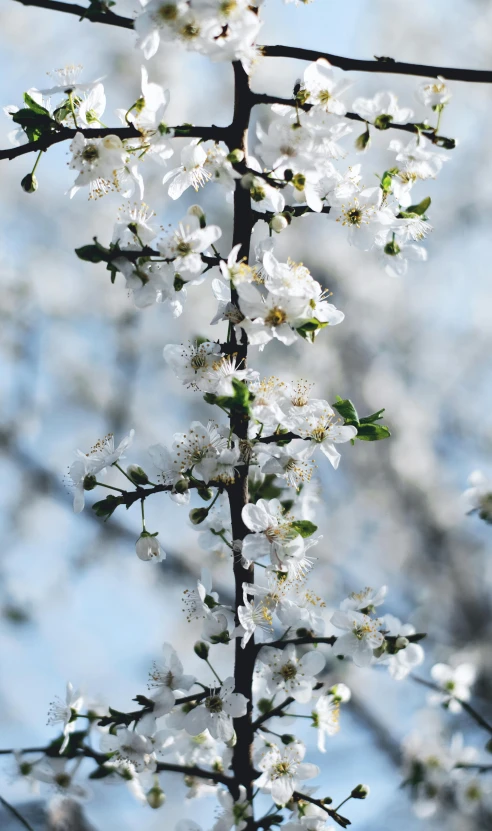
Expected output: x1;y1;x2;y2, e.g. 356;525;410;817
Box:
12;0;134;28
0;124;224;162
257;636;337;651
411;674;492;736
252;696;294;730
293;792;351;828
261;45;492;84
253;93;455;146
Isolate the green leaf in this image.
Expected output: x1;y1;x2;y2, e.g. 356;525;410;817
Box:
359;408;385;424
356;424;391;441
92;494;122;519
332;398;359;424
296;318;328;342
75;244;107;263
291;520;318;538
405;196;431;216
23;92;50;116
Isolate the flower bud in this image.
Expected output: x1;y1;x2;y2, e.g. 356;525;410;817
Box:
225;729;237;748
395;636;409;650
135;531;164;562
146;784;165;809
126;464;149;486
322;797;333;805
174;478;190;494
194;641;209;660
328;683;351;704
83;473;97;491
197;486;213;501
258;698;273;715
270;214;289;234
355;128;371;153
351;784;370;799
21;173;38;193
281;734;296;745
188;204;206;228
283;168;293;182
227;148;244;164
189;507;209;524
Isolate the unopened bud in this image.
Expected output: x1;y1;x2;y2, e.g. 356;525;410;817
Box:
189;507;208;524
197;486;213;501
296;627;310;638
146;784;165;809
188;204;206;228
283;168;293;182
135;531;163;562
355;128;371;153
21;173;38;193
374;114;393;130
329;683;351;704
258;698;273;715
174;275;186;292
351;784;370;799
281;734;296;745
227;148;244;164
395;636;409;650
126;464;149;486
225;729;237;748
194;641;209;660
270;214;289;234
174;478;189;494
322;797;333;805
83;473;97;491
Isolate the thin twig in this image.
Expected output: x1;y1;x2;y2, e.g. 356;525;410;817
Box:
411;674;492;736
0;795;35;831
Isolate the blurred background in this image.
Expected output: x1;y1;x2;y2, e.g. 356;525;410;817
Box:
0;0;491;828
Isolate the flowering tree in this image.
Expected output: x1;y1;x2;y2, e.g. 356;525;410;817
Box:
1;1;492;829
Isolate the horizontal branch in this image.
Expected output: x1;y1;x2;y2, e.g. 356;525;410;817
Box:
155;760;233;787
9;3;492;84
254;93;455;146
12;0;133;27
261;45;492;84
0;746;46;756
256;636;337;652
411;674;492;736
0;124;225;162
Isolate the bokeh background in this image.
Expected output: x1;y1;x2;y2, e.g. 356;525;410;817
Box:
0;0;491;828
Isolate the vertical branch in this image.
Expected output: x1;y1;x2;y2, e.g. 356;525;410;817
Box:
226;61;256;804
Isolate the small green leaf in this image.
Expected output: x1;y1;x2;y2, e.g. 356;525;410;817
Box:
332;398;359;424
23;92;50;116
406;196;431;216
75;244;107;263
296;318;328;342
92;495;122;519
359;408;385;424
356;424;391;441
291;520;318;538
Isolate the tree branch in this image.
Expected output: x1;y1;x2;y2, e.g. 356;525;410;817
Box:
253;93;455;147
12;0;133;28
293;792;351;828
411;674;492;736
8;2;492;84
261;45;492;84
252;697;295;730
256;636;337;652
0;124;225;162
0;795;35;831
